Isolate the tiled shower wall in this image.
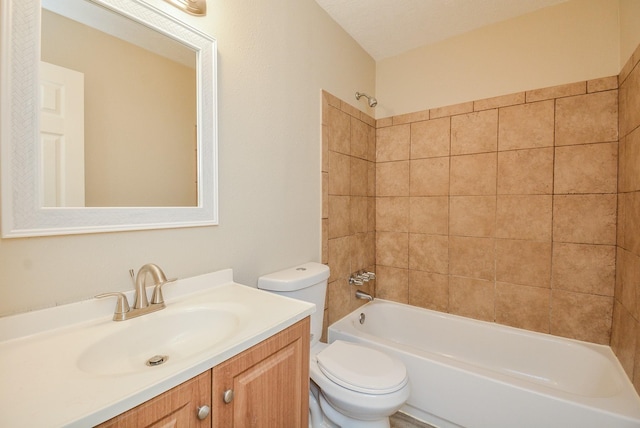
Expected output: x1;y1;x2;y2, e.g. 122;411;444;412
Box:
611;43;640;392
323;77;621;344
372;78;619;345
321;91;376;339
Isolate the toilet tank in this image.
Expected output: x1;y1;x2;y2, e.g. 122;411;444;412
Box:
257;262;330;346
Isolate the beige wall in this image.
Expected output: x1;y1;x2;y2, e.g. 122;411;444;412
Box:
375;0;620;118
620;0;640;69
0;0;375;316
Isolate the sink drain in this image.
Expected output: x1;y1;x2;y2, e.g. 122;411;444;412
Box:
146;355;169;367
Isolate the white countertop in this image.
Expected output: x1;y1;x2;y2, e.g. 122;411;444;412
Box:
0;269;314;427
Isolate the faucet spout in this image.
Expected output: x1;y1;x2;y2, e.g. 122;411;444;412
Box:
134;263;170;309
355;290;373;302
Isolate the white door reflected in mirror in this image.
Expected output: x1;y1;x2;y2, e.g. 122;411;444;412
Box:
40;61;85;207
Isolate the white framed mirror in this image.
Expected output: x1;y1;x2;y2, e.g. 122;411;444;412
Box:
0;0;218;238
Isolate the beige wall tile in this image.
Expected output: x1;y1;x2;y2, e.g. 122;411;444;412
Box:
617;248;640;318
351;117;369;159
340;100;360;118
411;118;450;159
367;197;376;233
376;117;393;128
328;195;350;239
554;142;618;194
610;301;638;379
451;109;498;155
620;60;640;137
498;100;554;151
497;147;553;194
376;197;409;232
328;237;350;282
322;172;329;219
450;153;496;196
620;126;640;193
322;125;329;172
327;106;351;154
367;125;377;162
409;271;449;312
327;278;352;325
377;124;410;161
410;157;450;196
587;76;618;93
474;92;525;111
322;219;328;264
449;276;495;322
555;91;618;146
409;233;449;274
553;194;617;245
495;282;550;333
496;195;552;240
393;110;429;125
350;157;368;196
552;243;616;296
551;290;613;344
377;161;410;196
495;239;551;288
449;195;496;238
430;101;474;119
525;81;586;102
449;236;495;281
375;265;408;303
350;232;370;272
623;192;640;255
350;196;368;234
409;196;449;235
329;151;350;195
376;231;408;268
367;161;376;196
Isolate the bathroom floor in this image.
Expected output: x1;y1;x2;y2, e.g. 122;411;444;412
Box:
390;412;436;428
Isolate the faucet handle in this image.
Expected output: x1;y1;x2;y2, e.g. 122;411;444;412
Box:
150;278;177;305
96;292;131;321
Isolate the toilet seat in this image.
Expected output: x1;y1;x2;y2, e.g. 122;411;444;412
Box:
316;340;408;394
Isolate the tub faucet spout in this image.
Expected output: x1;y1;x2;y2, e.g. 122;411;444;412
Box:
355;290;373;302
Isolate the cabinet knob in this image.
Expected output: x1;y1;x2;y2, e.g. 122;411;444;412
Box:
196;405;210;420
223;389;234;404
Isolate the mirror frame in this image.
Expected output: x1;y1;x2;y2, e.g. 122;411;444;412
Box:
0;0;218;238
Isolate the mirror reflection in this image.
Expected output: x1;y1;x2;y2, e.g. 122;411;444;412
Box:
40;5;198;207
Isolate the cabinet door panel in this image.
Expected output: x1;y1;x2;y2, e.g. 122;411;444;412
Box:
212;318;310;428
97;370;211;428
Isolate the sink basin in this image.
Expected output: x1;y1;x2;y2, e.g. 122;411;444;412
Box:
77;306;241;376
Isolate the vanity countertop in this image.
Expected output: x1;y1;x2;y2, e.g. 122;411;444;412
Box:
0;269;314;427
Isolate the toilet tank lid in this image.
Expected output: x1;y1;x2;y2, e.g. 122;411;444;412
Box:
257;262;330;292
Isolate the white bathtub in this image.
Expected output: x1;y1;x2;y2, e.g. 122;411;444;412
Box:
328;299;640;428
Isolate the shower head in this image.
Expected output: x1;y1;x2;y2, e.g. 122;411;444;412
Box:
355;92;378;108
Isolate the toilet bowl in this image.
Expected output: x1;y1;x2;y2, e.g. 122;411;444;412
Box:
311;341;410;427
257;263;410;428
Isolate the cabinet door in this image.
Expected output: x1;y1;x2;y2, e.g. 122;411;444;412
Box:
97;370;211;428
211;318;310;428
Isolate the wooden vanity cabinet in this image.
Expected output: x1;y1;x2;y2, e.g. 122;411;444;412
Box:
211;317;310;428
96;370;211;428
95;318;309;428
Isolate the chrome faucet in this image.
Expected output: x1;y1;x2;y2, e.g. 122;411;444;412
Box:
96;263;176;321
355;290;374;302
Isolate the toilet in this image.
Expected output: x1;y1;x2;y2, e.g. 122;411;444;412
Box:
257;262;410;428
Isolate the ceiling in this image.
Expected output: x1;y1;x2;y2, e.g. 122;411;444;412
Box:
314;0;569;60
